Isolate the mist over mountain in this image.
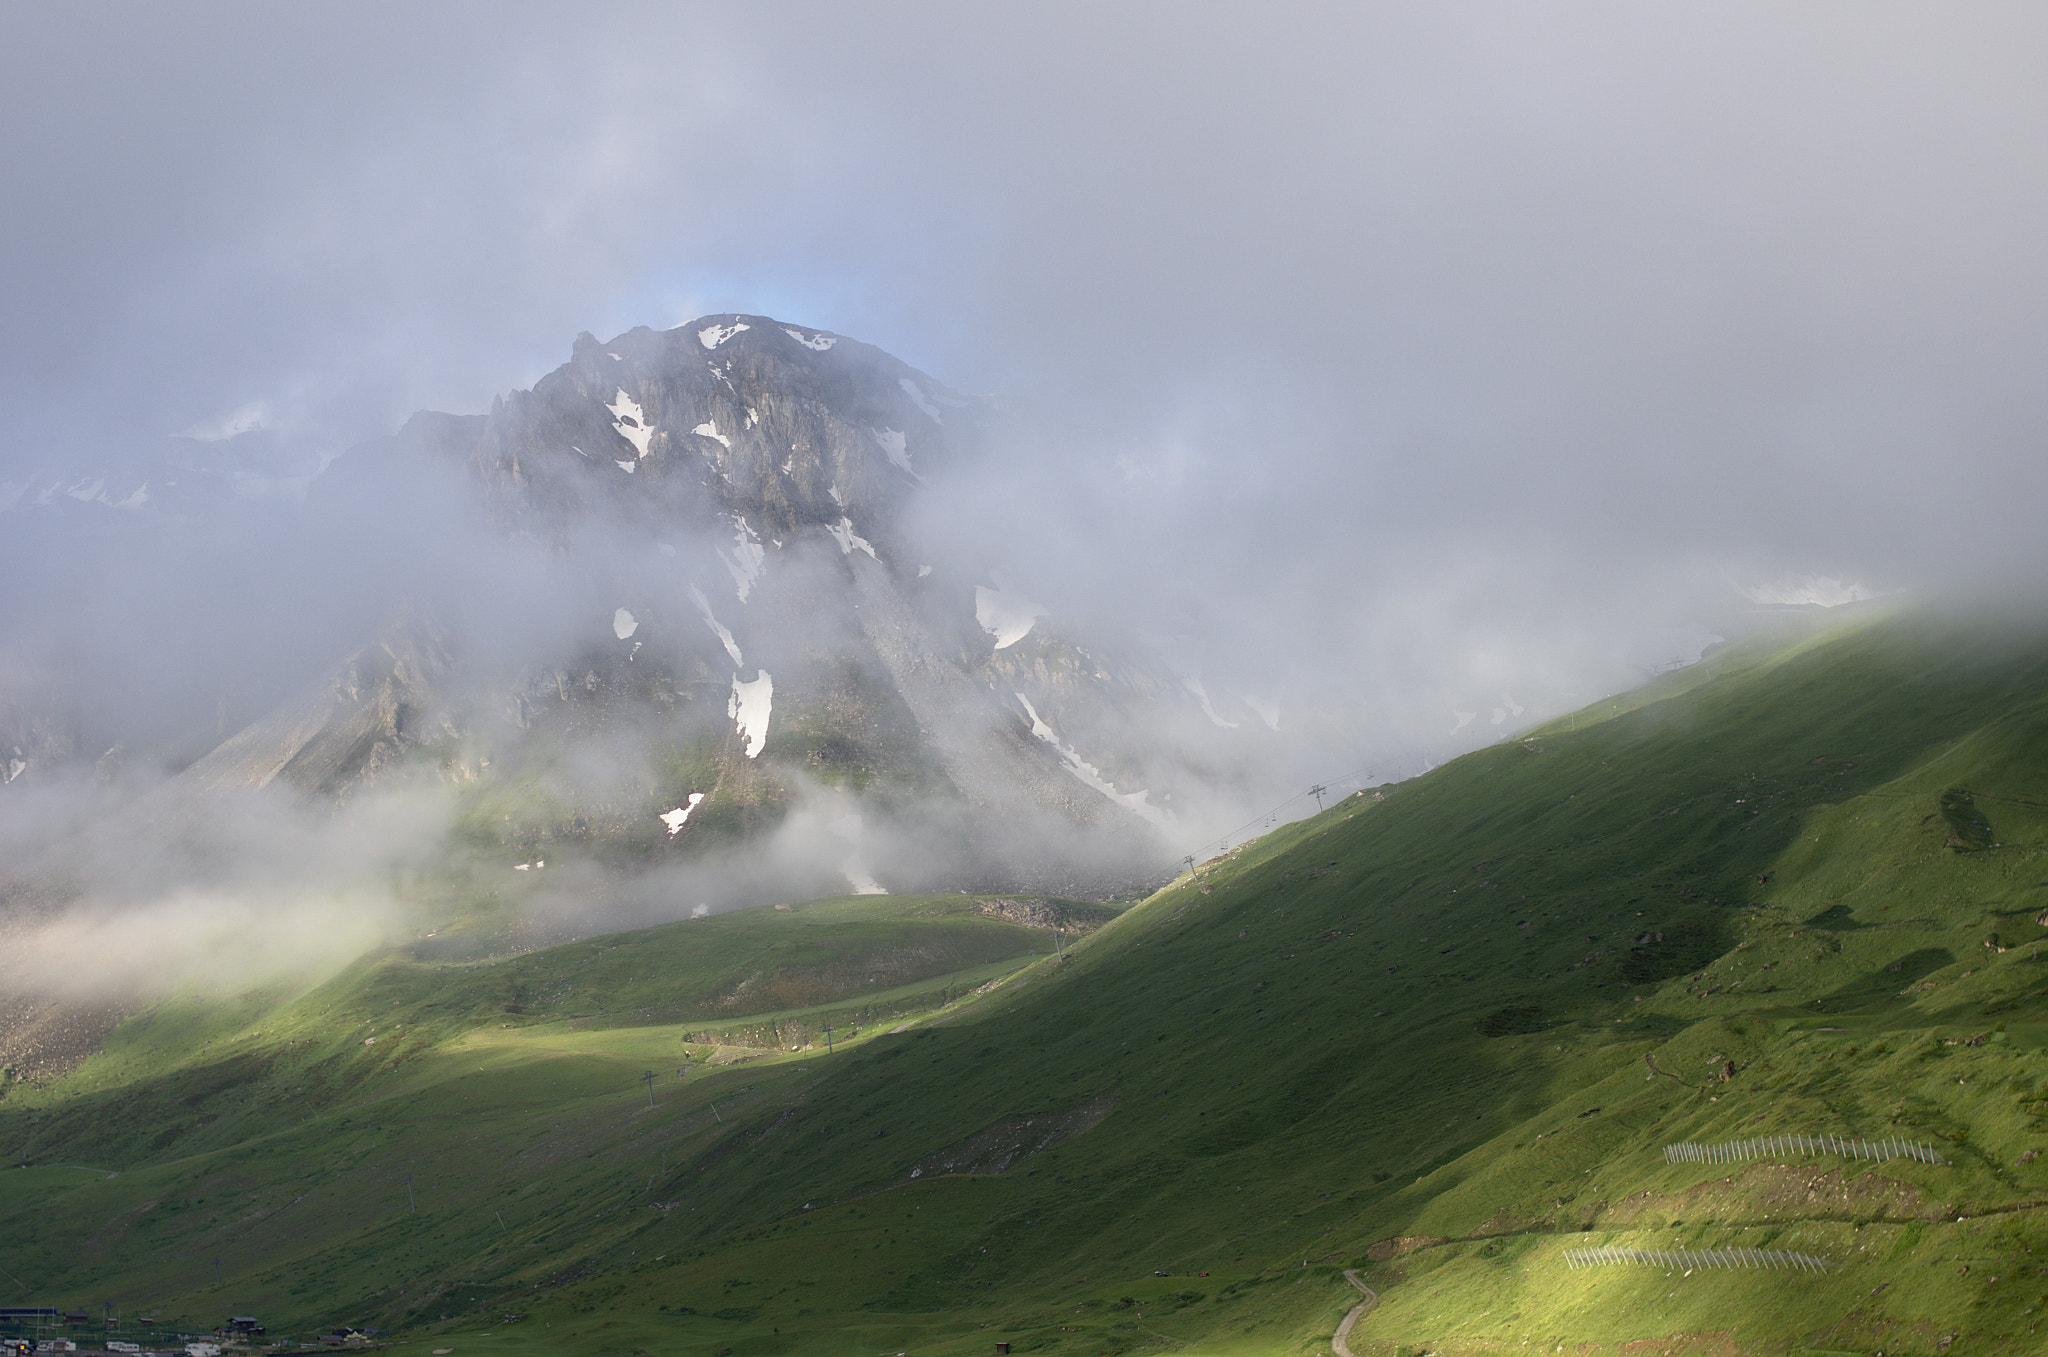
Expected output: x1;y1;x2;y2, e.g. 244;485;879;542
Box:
0;287;1968;1011
0;314;1436;1000
4;6;2047;1005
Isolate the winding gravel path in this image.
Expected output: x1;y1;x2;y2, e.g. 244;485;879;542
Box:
1332;1267;1378;1357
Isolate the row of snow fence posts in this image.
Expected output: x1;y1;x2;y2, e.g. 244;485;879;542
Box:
1564;1246;1836;1273
1663;1134;1946;1166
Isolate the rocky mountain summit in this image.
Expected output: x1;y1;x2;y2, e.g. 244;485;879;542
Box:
456;315;965;546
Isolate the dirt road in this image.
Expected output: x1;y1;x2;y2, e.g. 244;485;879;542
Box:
1332;1267;1378;1357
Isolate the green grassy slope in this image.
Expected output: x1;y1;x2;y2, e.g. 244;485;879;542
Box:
10;605;2048;1355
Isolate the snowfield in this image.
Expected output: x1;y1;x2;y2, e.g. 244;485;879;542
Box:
974;575;1047;649
690;584;745;666
873;427;915;475
606;389;654;458
730;670;774;758
898;378;942;423
718;514;768;602
660;792;707;836
828;516;879;559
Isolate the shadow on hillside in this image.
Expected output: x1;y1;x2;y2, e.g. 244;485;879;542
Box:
1815;948;1953;1013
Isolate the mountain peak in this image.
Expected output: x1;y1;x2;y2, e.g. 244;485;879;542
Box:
414;315;975;547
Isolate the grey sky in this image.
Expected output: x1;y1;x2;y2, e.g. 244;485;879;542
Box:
5;2;2047;738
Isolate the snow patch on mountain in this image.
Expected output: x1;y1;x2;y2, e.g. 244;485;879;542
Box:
1242;694;1281;731
1015;694;1169;828
873;427;915;475
613;608;639;641
783;327;838;351
1184;677;1239;729
730;671;774;758
660;792;706;836
689;584;744;666
718;514;767;602
975;575;1047;650
606;389;654;458
699;321;750;349
692;419;731;449
899;378;942;423
615;459;636;473
828;516;878;559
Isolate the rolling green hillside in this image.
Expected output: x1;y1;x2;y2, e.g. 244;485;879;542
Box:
9;604;2048;1355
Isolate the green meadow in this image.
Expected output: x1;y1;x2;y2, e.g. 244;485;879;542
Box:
8;603;2048;1355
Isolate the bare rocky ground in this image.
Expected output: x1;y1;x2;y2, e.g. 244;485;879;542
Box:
0;991;128;1086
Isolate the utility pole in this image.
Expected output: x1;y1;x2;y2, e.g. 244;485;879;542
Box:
642;1071;656;1107
212;1256;222;1287
1053;929;1064;962
824;1026;834;1054
1182;855;1195;877
1310;784;1327;813
404;1175;417;1214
